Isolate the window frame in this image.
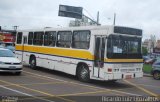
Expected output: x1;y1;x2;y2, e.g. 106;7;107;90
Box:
23;36;27;44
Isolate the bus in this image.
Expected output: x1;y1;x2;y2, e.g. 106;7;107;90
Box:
15;25;143;82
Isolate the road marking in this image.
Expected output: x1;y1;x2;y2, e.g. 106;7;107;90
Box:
68;82;141;96
58;90;122;96
124;80;158;97
24;71;99;91
23;70;142;96
18;96;54;102
0;79;75;102
3;82;66;87
26;74;64;82
23;71;68;82
137;84;160;88
0;85;54;102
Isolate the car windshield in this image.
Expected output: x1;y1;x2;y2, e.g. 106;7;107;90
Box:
0;49;15;57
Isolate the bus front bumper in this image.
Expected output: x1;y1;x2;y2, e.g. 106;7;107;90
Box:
104;72;143;80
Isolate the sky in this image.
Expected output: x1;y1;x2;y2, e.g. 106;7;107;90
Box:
0;0;160;40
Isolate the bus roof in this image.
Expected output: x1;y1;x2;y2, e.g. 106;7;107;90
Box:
17;25;142;36
17;25;114;32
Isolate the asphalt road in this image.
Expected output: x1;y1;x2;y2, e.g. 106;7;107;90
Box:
0;66;160;102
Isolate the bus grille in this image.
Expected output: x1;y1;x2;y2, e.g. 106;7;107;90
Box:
4;63;21;65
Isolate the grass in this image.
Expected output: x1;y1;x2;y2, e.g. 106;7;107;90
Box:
143;64;152;73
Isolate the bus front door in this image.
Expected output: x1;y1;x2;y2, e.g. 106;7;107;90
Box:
93;36;105;78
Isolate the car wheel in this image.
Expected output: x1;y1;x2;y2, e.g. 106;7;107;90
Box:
153;71;160;80
30;57;37;70
77;64;90;82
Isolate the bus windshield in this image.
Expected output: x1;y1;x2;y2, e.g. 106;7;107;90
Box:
107;34;142;59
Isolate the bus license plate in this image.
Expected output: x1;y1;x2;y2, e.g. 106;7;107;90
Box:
125;75;132;79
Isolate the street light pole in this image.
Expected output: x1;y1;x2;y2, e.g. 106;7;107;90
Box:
13;26;18;31
113;13;116;25
97;11;100;25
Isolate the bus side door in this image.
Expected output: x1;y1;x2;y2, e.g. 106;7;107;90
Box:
93;36;106;78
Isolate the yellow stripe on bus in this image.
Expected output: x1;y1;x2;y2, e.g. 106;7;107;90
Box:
16;45;143;63
16;45;94;60
104;58;143;63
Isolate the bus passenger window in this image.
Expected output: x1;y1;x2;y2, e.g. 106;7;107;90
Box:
17;32;23;44
44;31;56;47
56;31;72;48
28;32;33;45
72;30;90;49
33;32;44;46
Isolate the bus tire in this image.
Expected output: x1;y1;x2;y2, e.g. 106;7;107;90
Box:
29;56;37;70
77;64;90;82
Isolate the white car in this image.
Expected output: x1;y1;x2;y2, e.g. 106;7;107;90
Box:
0;48;22;75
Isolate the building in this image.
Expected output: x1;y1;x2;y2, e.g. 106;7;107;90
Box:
142;35;157;53
142;39;153;53
142;38;160;57
0;29;16;44
156;40;160;48
69;16;97;27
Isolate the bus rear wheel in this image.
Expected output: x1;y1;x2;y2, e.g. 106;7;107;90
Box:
29;56;37;70
77;64;90;82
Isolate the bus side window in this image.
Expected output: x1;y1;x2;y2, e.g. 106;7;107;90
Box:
56;31;72;48
33;32;44;46
44;31;56;47
72;30;90;49
17;32;23;44
28;32;33;45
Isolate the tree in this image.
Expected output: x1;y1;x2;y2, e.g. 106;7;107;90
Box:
142;47;148;56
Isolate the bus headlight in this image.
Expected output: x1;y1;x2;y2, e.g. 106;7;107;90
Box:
136;68;141;71
114;68;119;72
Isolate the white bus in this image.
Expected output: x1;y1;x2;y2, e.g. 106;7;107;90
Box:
15;25;143;82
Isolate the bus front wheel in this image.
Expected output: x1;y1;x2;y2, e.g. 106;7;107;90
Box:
77;64;90;82
29;56;37;70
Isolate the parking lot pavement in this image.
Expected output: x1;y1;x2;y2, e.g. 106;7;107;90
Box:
0;66;160;102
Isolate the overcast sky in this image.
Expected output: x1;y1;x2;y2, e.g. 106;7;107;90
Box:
0;0;160;40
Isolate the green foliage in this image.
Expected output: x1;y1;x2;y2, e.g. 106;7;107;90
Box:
143;64;152;73
142;47;148;55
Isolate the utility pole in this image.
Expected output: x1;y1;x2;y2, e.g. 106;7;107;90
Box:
83;14;100;25
97;11;100;25
13;26;18;31
113;13;116;25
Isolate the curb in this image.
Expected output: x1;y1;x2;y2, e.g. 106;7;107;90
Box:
143;73;152;77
